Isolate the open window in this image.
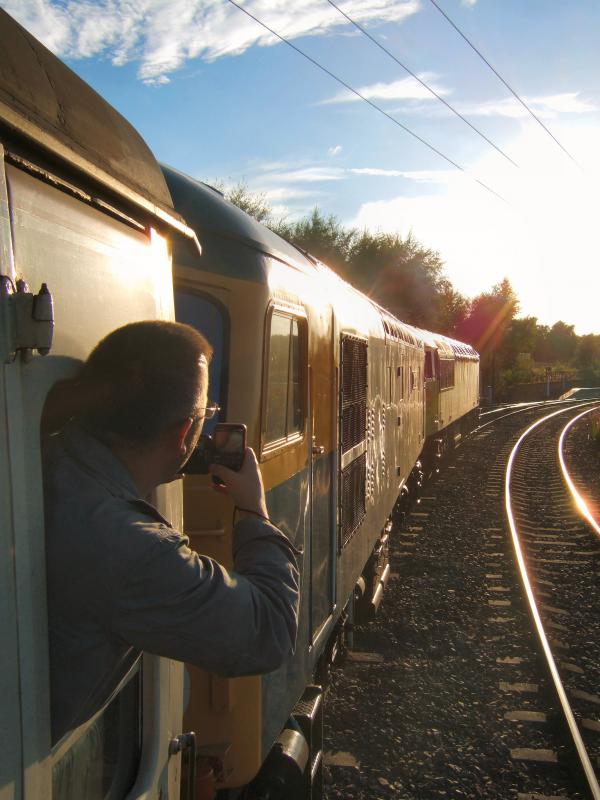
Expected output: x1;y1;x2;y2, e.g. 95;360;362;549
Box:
262;307;306;452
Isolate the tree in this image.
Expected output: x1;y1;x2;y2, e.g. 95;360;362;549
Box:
220;182;467;333
576;333;600;368
502;316;539;366
455;278;520;395
221;181;274;225
545;321;578;364
276;209;356;275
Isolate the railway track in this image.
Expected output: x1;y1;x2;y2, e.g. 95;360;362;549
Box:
324;401;600;799
505;403;600;798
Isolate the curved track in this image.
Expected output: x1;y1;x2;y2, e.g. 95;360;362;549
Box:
505;403;600;798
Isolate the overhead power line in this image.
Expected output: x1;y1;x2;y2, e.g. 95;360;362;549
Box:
225;0;509;204
325;0;518;169
427;0;581;169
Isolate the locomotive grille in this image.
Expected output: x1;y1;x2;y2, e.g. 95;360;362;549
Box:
340;452;366;547
340;336;367;453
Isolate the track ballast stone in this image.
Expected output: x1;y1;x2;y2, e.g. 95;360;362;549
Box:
324;410;587;799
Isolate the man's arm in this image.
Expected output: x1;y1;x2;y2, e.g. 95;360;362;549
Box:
110;517;299;676
110;448;299;675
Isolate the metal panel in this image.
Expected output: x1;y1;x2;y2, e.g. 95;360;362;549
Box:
340;335;367;454
0;368;21;800
5;165;183;798
309;309;336;641
0;145;14;281
340;452;367;547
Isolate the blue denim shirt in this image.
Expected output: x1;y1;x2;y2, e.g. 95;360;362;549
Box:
44;423;299;743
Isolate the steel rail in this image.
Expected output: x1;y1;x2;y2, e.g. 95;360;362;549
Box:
558;404;600;538
479;400;546;418
477;398;589;434
505;404;600;800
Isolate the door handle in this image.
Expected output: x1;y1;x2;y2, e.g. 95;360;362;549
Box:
312;444;325;455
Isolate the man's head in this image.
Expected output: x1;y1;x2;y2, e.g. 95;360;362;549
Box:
78;321;212;483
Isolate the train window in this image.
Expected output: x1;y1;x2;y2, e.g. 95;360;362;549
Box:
175;290;229;434
288;319;302;433
397;365;404;400
424;351;435;380
439;358;455;390
264;311;304;446
52;669;141;800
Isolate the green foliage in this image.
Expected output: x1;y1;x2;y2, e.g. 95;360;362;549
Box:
219;178;599;395
275;208;356;274
221;182;467;334
218;181;275;224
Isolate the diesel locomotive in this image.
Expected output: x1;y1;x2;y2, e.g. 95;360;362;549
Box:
0;9;478;800
163;168;479;797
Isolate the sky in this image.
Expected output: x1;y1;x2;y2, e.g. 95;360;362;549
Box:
4;0;600;334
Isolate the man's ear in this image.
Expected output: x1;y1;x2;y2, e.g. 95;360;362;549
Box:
175;418;194;455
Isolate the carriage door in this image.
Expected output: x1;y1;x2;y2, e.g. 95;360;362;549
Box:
309;306;336;641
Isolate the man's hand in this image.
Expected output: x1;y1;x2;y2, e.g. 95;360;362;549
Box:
210;447;269;520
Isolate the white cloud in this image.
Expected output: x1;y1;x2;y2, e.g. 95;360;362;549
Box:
461;0;477;7
2;0;421;84
321;73;450;105
2;0;71;52
460;92;596;120
329;145;343;156
350;167;456;183
349;122;600;335
252;164;345;185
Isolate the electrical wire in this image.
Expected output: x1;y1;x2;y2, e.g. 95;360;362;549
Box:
325;0;518;169
427;0;581;169
225;0;509;204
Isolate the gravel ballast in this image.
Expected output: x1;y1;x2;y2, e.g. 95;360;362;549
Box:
323;408;597;799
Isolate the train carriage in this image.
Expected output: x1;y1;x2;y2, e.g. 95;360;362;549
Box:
0;10;199;799
163;166;433;795
421;330;480;464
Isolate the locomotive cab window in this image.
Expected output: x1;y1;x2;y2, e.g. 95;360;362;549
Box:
175;289;229;434
263;309;306;449
439;358;455;390
397;365;404;400
424;350;436;381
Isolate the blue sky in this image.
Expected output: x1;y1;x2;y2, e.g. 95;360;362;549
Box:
5;0;600;334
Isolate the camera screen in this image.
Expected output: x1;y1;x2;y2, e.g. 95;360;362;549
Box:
214;428;244;454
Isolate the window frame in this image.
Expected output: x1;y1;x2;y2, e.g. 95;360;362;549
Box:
174;286;231;428
439;356;456;391
260;303;307;458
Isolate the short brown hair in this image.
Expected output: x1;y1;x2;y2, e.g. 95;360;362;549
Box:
77;321;212;445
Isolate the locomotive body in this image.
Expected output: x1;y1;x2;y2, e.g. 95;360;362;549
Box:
422;331;480;460
163;167;438;792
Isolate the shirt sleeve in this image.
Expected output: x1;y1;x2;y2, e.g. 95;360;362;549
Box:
109;516;300;676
